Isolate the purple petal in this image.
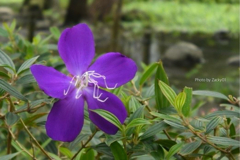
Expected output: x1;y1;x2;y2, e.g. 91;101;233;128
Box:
46;92;84;142
30;64;72;99
58;23;95;75
84;88;127;134
88;52;137;88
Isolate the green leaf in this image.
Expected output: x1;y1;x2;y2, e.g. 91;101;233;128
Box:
50;27;61;39
193;90;229;100
158;80;177;107
179;140;202;155
69;134;89;150
0;152;20;160
105;132;123;146
126;118;151;131
0;49;15;74
205;116;222;134
155;139;176;149
208;136;240;147
91;109;122;130
155;61;170;109
16;74;36;85
5;112;19;126
10;19;16;31
140;63;158;86
205;110;240;119
110;141;127;160
0;27;8;37
182;87;192;117
174;92;186;113
140;122;167;140
166;143;184;160
150;112;182;123
0;79;28;101
92;143;113;157
150;145;164;160
17;56;39;75
59;147;73;158
80;148;95;160
126;106;145;136
0;71;10;79
164;120;186;130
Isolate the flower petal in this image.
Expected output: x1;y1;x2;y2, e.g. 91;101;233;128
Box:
46;92;84;142
30;64;72;99
58;23;95;75
88;52;137;88
84;88;127;134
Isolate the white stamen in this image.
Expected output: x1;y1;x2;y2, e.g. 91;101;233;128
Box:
63;71;117;102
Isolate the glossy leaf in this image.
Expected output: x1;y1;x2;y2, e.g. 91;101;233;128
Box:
158;80;176;107
0;49;15;74
17;56;39;75
179;140;202;155
164;120;186;130
193;90;228;100
150;112;182;123
0;71;10;79
50;27;61;39
140;63;158;86
59;147;73;158
91;109;122;130
155;61;170;109
182;87;192;117
0;79;28;101
110;141;127;160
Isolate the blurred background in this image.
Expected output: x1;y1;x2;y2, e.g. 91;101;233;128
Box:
0;0;239;103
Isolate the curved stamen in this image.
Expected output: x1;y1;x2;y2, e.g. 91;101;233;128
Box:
63;71;116;102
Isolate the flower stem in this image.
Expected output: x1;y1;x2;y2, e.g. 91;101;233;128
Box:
7;125;36;159
19;118;53;159
71;130;98;160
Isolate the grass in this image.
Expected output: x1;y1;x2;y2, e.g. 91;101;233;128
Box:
123;1;239;33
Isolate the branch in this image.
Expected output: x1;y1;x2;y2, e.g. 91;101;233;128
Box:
71;130;98;160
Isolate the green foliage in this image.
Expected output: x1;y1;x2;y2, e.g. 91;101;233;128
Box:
0;21;239;160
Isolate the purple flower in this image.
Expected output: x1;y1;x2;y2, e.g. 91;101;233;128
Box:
30;23;137;142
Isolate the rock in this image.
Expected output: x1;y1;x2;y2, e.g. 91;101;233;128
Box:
0;7;14;22
163;41;204;68
227;56;239;66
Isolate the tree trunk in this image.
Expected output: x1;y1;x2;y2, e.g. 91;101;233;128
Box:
64;0;88;25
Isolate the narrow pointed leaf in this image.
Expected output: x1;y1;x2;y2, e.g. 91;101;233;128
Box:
140;122;167;140
174;92;186;113
16;74;36;85
150;112;182;123
205;110;240;119
166;143;184;160
182;87;192;117
17;56;39;75
140;63;158;86
110;141;127;160
80;148;95;160
0;27;8;37
0;79;28;101
155;61;170;110
193;90;228;100
91;109;122;130
179;140;202;155
158;80;177;106
0;152;20;160
205;116;222;134
126;118;151;131
208;136;240;147
0;49;15;74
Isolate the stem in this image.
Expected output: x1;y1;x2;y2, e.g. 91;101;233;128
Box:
7;131;12;154
181;116;235;160
71;130;98;160
7;125;35;159
19;118;53;159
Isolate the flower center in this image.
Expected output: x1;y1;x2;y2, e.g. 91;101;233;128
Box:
63;71;117;102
